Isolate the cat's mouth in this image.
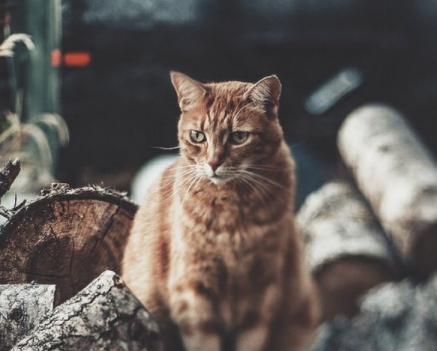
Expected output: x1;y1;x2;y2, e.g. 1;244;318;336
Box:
208;173;230;185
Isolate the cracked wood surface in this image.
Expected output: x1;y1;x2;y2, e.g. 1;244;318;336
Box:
12;271;162;351
0;284;55;351
297;181;402;319
0;184;138;305
338;104;437;278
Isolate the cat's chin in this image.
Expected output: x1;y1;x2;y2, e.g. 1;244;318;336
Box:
208;175;231;185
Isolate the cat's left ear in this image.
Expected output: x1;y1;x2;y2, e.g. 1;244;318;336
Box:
244;75;282;117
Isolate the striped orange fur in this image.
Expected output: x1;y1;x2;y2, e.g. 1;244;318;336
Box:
122;72;320;351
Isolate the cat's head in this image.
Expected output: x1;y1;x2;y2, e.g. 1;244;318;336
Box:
171;71;284;184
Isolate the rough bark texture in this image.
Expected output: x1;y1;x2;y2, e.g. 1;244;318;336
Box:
297;181;402;319
0;284;55;351
310;274;437;351
12;270;162;351
0;183;138;305
338;104;437;278
0;158;21;199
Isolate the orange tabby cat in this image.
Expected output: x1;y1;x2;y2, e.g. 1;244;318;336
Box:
122;72;319;351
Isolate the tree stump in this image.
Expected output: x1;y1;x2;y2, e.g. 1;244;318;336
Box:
0;284;55;351
297;181;402;319
12;271;162;351
338;104;437;278
0;183;138;305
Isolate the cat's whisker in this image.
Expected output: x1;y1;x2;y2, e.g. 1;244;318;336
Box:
160;167;197;181
151;145;181;150
155;169;200;206
239;169;292;193
235;174;271;215
237;171;289;206
246;165;284;171
181;174;202;208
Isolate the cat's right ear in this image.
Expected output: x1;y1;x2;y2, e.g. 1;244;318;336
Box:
170;71;207;112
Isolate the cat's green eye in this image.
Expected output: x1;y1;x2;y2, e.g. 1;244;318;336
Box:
190;130;206;143
231;131;249;144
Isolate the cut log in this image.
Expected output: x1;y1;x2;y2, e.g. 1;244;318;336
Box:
0;183;138;305
297;181;402;319
310;274;437;351
338;104;437;278
12;270;162;351
0;284;55;351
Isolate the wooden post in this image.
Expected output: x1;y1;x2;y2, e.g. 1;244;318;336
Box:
0;284;55;351
12;271;162;351
297;181;402;319
338;104;437;278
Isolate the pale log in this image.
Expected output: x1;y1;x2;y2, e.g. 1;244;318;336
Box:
338;104;437;278
297;181;402;319
0;284;55;351
12;271;162;351
310;274;437;351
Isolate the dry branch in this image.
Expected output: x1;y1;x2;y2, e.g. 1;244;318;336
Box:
0;158;20;199
297;181;402;318
338;104;437;278
12;271;162;351
0;183;137;305
0;284;55;351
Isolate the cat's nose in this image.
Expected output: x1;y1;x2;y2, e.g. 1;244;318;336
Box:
208;161;222;172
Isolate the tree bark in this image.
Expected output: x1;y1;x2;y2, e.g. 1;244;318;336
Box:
12;270;162;351
0;284;55;351
0;158;20;199
297;180;402;319
0;183;138;305
338;104;437;278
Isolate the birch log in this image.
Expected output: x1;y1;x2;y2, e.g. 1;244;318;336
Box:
310;274;437;351
0;183;137;305
338;104;437;278
12;271;162;351
297;181;402;319
0;284;55;351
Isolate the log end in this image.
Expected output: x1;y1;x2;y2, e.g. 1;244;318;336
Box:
315;256;400;320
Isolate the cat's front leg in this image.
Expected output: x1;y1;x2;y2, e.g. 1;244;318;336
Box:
234;284;282;351
235;323;269;351
169;281;221;351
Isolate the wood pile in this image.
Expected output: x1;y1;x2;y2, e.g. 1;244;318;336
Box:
1;103;437;350
300;104;437;350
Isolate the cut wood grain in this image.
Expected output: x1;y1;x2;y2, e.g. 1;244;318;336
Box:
0;183;138;305
12;271;162;351
338;104;437;278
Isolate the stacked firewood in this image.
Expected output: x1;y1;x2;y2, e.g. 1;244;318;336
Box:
298;104;437;350
0;167;161;350
1;103;437;350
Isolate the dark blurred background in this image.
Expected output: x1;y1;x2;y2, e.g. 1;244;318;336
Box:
4;0;437;194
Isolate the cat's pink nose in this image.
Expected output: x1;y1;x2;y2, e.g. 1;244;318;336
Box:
208;161;221;172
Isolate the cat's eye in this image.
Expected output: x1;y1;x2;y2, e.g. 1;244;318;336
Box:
190;130;206;143
230;131;249;144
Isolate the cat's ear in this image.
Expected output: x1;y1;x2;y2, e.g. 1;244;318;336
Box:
244;75;282;116
170;71;207;112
